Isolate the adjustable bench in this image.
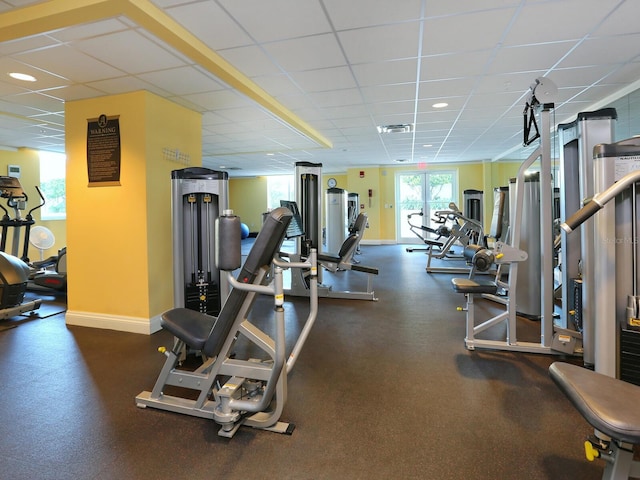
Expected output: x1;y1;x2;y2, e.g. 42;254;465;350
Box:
136;207;319;438
550;362;640;479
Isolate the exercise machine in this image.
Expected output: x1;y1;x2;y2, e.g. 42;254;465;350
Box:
283;162;378;301
136;207;319;438
325;187;349;253
171;167;229;315
29;246;67;293
561;139;640;379
463;189;483;224
451;77;575;354
411;203;486;274
0;176;42;317
557;108;617;366
550;361;640;480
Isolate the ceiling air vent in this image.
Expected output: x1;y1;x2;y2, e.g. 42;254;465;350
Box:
377;123;414;134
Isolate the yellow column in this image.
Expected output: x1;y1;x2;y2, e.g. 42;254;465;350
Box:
65;91;201;334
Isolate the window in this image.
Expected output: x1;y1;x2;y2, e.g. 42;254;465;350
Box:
39;151;66;220
266;175;294;210
396;170;457;243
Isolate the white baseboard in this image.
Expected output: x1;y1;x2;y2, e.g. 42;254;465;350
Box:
360;239;396;245
66;310;162;335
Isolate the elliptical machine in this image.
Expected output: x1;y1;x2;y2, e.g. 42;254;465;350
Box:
0;177;67;294
0;176;41;318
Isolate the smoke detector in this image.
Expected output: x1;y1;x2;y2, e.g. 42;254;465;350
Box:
377;123;414;134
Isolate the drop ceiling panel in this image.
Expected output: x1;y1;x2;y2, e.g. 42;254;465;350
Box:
351;59;418;87
420;50;494;81
47;18;130;43
218;45;283;77
289;66;357;93
218;0;331;44
14;44;125;83
262;33;346;72
74;30;187;75
558;33;640;69
323;0;422;30
505;0;618;46
339;23;420;64
137;66;223;96
422;8;516;55
165;1;252;51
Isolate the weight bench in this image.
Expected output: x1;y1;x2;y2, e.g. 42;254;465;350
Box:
550;362;640;479
136;207;319;438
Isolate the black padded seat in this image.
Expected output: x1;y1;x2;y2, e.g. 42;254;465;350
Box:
451;277;498;295
550;362;640;444
161;308;216;351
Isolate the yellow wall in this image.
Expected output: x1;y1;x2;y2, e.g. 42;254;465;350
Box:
65;90;200;333
229;176;267;232
0;148;66;260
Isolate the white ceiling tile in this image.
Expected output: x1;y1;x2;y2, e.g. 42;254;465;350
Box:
307;88;363;108
166;1;252;50
323;0;422;30
0;33;58;55
47;18;130;42
419;77;477;100
39;84;106;102
218;0;331;43
593;1;640;36
262;33;346;72
420;50;493;81
362;83;416;103
74;30;186;75
289;66;357;93
87;76;171;98
253;74;304;97
14;44;125;82
182;89;249;111
558;33;640;69
352;59;418;87
218;45;283;78
422;8;517;55
137;66;224;95
504;1;622;47
339;23;420;64
488;42;576;75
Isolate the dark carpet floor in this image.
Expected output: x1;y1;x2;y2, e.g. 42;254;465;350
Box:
0;244;605;479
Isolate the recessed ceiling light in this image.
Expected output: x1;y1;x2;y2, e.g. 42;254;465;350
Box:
422;144;433;148
432;102;448;109
266;153;274;156
9;72;36;82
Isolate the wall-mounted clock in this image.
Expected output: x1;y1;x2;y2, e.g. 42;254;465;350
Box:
327;177;337;188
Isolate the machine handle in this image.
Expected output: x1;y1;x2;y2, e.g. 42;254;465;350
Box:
560;169;640;233
560;200;602;233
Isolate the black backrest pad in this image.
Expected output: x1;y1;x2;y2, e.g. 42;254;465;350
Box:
202;207;293;357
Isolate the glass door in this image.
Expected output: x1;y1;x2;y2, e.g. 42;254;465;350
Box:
396;171;457;244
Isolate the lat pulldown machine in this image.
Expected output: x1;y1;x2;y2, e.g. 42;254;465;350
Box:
451;77;566;353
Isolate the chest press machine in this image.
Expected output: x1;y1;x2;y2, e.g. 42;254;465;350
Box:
136;207;319;438
549;165;640;479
